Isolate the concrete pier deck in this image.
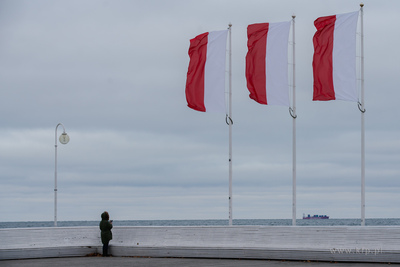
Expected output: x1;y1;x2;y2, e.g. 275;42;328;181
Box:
1;226;399;263
0;257;396;267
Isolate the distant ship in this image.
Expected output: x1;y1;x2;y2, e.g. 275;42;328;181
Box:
303;214;329;219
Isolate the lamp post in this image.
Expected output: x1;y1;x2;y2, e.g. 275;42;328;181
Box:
54;123;70;227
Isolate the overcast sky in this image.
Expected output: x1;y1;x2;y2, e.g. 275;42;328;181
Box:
1;0;399;222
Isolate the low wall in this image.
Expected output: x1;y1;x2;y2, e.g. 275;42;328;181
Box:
1;226;400;263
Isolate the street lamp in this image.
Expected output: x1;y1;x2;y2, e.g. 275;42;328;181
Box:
54;123;70;227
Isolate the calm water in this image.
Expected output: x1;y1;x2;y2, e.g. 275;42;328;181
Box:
1;218;400;228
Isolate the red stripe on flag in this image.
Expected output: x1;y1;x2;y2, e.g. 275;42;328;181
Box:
185;32;209;112
312;15;336;101
246;23;269;105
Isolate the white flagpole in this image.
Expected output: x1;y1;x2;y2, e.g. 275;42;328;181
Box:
228;23;233;226
291;15;297;226
360;3;366;226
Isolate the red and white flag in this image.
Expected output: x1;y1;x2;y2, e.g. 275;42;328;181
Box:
313;11;359;102
246;21;291;106
185;30;228;112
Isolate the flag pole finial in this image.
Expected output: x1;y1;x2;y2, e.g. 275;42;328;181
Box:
292;14;296;19
360;2;364;7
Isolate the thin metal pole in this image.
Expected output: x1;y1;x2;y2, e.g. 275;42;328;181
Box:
54;130;58;227
360;3;365;226
291;15;297;226
54;123;66;227
228;23;233;226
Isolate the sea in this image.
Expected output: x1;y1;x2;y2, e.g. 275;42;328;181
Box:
1;218;400;228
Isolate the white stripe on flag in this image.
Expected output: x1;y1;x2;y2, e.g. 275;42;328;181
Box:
265;21;291;106
333;11;359;102
204;30;228;113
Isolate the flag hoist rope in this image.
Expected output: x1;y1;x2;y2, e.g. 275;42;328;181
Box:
227;23;233;226
360;3;366;226
291;15;297;226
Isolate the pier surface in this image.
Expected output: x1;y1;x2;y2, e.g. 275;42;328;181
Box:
1;226;399;263
0;256;395;267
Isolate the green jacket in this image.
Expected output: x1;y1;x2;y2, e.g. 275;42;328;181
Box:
99;219;113;244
